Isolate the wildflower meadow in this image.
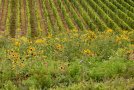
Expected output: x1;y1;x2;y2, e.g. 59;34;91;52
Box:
0;30;134;89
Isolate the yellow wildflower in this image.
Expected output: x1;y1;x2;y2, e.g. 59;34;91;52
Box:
9;51;20;60
83;49;91;54
27;46;36;54
35;39;45;44
106;29;113;33
15;41;20;47
31;52;37;56
83;49;94;56
90;32;96;39
59;65;65;72
47;33;53;38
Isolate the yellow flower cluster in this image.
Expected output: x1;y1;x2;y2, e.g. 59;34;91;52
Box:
8;50;25;70
83;49;94;56
8;50;19;59
80;31;96;42
116;35;130;43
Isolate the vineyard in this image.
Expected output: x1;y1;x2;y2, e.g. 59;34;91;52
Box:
0;0;134;90
0;0;134;38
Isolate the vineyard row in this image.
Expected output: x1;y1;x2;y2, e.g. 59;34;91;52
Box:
0;0;134;38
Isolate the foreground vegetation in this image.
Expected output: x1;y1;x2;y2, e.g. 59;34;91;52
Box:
0;29;134;90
